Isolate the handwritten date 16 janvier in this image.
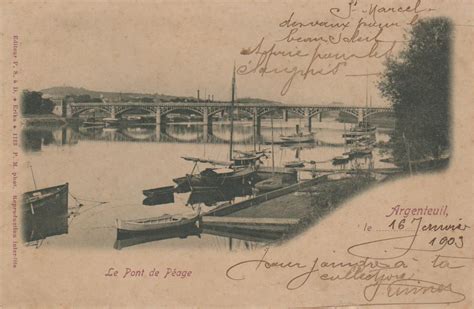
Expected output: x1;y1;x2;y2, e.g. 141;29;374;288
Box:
348;217;470;260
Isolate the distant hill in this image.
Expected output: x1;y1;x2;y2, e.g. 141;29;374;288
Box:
39;86;283;104
237;97;282;105
40;86;171;100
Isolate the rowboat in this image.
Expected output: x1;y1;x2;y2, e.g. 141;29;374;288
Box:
332;154;351;165
116;213;200;239
284;160;305;168
254;176;285;193
22;183;69;242
142;185;175;198
280;132;314;144
349;146;373;157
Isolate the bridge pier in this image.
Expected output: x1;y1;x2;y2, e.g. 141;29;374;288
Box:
155;109;167;133
155;109;162;125
317;112;322;122
202;108;213;135
304;108;312;132
253;108;261;136
110;106;117;119
155;127;162;142
283;110;288;122
201;125;209;143
62;99;70;118
357;109;364;124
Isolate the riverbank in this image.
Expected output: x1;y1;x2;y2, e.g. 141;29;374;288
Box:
201;172;397;244
22;114;66;127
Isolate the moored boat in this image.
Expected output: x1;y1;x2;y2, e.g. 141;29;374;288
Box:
142;185;175;198
332;154;351;165
284;160;305;168
22;183;69;242
349;146;373;157
280;132;314;144
343;122;376;143
116;213;200;239
254;176;285;193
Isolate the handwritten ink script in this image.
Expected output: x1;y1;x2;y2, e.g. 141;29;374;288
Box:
225;215;472;306
237;0;435;96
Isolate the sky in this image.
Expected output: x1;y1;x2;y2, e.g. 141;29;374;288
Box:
4;1;446;107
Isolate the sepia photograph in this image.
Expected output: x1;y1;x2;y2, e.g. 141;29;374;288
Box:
1;0;472;307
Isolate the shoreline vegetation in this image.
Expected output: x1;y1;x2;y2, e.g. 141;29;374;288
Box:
22;114;66;126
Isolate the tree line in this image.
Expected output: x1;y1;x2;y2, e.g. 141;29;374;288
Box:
378;17;451;169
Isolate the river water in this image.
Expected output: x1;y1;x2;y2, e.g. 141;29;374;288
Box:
22;117;394;250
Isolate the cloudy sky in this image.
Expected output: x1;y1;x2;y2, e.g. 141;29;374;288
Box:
5;1;448;106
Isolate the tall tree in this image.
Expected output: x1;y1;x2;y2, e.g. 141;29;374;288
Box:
21;90;55;115
379;18;452;166
21;90;43;115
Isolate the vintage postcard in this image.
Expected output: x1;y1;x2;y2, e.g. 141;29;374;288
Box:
0;0;472;307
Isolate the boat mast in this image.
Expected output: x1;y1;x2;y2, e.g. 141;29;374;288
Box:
365;69;369;129
28;162;37;190
229;63;236;161
271;112;275;175
253;114;257;153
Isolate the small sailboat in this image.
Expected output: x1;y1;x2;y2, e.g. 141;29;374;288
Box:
232;149;268;167
255;112;288;193
333;123;351;165
284;146;305;168
280;124;314;144
343;74;377;143
173;64;257;191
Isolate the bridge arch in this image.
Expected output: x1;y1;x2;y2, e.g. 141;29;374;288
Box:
115;107;156;117
338;110;359;119
364;110;394;119
257;108;285;118
208;108;226;118
161;107;204;117
71;107;111;117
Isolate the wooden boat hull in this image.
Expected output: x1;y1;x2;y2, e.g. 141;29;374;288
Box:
332;155;350;165
284;161;305;168
115;227;201;249
22;183;69;242
349;148;373;158
255;176;285;193
280;134;314;143
116;214;199;239
173;168;257;191
142;185;175;198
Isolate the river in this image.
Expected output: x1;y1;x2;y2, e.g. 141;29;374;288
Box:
21;117;394;250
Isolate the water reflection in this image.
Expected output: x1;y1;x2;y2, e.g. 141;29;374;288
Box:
21;120;394;250
22;121;373;150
